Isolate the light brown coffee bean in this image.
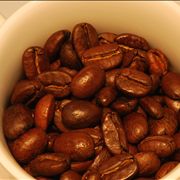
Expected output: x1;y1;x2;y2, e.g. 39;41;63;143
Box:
98;32;117;44
164;96;180;113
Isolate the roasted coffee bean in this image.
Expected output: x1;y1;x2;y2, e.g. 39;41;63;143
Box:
105;68;121;88
44;30;70;61
35;94;55;130
71;65;105;98
36;177;54;180
172;150;180;161
11;80;43;105
135;152;160;176
150;74;160;94
62;100;102;129
59;67;78;77
138;135;176;158
155;161;179;179
23;47;49;79
50;59;61;71
37;71;72;98
136;106;148;119
102;111;127;154
164;96;180;113
146;49;168;76
3;104;33;140
149;108;178;136
82;170;101;180
134;178;154;180
72;23;98;58
99;153;138;180
152;95;165;105
60;170;81;180
96;87;117;107
71;160;93;173
127;143;138;155
81;44;123;70
123;112;148;144
162;72;180;100
11;128;47;163
60;41;82;70
115;33;150;51
115;68;152;97
29;153;70;177
98;32;117;45
174;132;180;150
112;97;138;115
53;131;95;161
47;133;59;152
140;96;163;119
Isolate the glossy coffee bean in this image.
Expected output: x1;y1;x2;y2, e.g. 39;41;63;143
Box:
135;152;160;176
164;96;180;113
29;153;70;177
72;23;98;58
123;112;148;144
35;94;55;130
98;32;117;44
71;160;93;173
11;80;43;105
99;153;138;180
138;135;176;158
115;33;150;51
147;49;168;76
81;44;123;70
82;170;101;180
53;131;95;161
47;133;59;152
162;72;180;100
44;30;70;61
23;46;49;79
102;111;127;154
140;96;163;119
115;68;152;97
62;100;102;129
11;128;47;163
49;59;61;71
60;170;81;180
96;87;117;107
71;65;105;98
59;67;78;77
150;74;160;93
136;106;148;119
155;161;179;179
3;104;34;140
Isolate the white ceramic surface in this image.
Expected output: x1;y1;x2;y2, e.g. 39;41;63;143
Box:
0;1;180;180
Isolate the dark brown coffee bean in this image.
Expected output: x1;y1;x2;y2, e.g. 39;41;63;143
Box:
50;59;61;71
82;170;101;180
47;133;59;152
3;104;34;140
36;177;54;180
162;72;180;100
71;65;105;98
71;160;93;173
62;100;102;129
112;97;138;115
44;30;70;61
172;150;180;161
99;153;138;180
150;74;160;93
96;87;117;107
155;161;179;179
59;67;78;77
105;68;121;88
115;33;150;51
135;152;160;176
29;153;70;177
72;23;98;58
164;96;180;113
127;143;138;155
123;112;148;144
11;80;43;105
60;41;82;70
81;44;123;70
138;135;176;158
37;71;72;98
53;131;95;161
35;94;55;130
149;108;178;136
102;111;127;154
11;128;47;163
115;68;152;97
140;96;163;119
23;47;49;79
98;32;117;44
134;178;154;180
147;49;168;76
173;132;180;150
60;170;81;180
152;95;165;105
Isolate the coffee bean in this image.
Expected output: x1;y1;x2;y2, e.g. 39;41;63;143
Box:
164;96;180;112
173;132;180;150
82;170;101;180
71;160;93;173
59;67;78;77
98;32;117;44
138;135;176;158
47;133;59;152
71;65;105;98
49;59;61;71
115;68;152;97
150;74;160;93
60;170;81;180
53;131;95;161
127;143;138;155
81;44;123;70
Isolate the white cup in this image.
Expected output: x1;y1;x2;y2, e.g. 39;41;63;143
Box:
0;1;179;179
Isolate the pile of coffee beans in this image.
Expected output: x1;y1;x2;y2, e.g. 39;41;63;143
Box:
3;23;180;180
